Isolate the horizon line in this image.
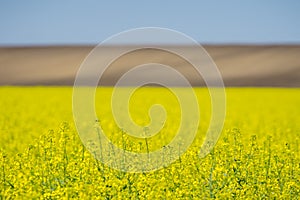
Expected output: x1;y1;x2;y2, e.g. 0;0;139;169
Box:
1;42;300;48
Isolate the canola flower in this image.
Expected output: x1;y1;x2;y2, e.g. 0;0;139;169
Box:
0;87;299;199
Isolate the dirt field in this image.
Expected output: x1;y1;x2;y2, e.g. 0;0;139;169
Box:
0;45;299;87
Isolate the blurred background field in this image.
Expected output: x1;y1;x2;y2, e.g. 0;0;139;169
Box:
0;45;299;87
1;87;299;154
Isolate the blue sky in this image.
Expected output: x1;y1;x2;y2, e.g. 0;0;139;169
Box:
0;1;299;45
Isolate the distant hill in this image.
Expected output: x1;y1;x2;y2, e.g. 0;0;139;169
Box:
0;45;299;87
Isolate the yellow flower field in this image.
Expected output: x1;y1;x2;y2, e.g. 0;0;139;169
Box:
0;87;299;199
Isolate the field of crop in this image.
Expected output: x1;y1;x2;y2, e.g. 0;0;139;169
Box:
0;87;299;199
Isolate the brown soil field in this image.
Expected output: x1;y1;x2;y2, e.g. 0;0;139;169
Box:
0;45;299;87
